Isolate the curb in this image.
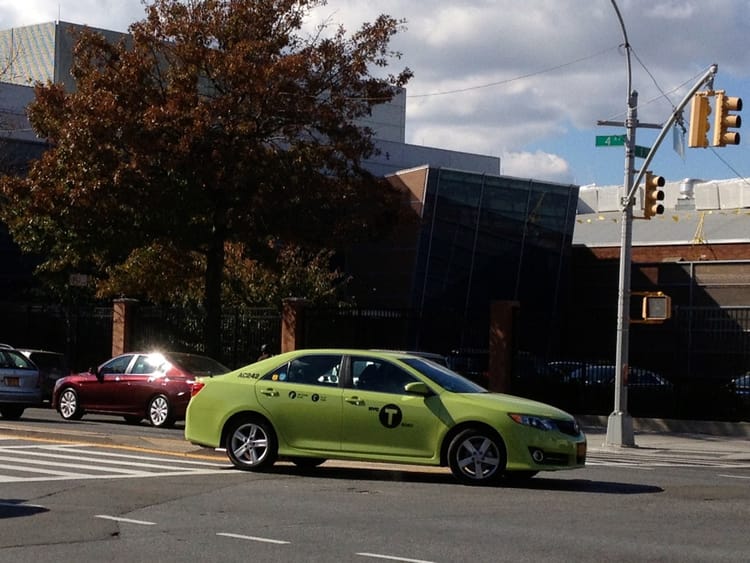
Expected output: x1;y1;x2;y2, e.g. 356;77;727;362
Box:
576;415;750;438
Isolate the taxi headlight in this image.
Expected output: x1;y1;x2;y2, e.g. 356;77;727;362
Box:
508;413;557;431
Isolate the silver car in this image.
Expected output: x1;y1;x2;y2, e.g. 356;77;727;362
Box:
0;344;42;419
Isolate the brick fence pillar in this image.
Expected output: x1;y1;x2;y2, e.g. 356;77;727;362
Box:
281;298;308;353
112;298;138;357
486;300;519;393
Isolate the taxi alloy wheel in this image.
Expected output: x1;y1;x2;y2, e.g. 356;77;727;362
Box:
447;428;506;485
226;418;278;471
58;388;84;421
148;395;174;428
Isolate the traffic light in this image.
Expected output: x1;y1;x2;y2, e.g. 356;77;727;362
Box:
643;171;665;219
712;90;742;147
688;92;712;148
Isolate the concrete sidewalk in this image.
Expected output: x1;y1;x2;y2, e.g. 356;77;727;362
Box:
580;415;750;460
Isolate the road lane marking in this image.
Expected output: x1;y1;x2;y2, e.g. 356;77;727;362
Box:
357;553;436;563
217;532;290;544
96;515;156;526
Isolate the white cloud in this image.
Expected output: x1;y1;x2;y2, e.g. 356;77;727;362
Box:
501;151;573;184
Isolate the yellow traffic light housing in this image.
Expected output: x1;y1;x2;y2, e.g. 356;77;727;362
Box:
631;291;672;324
712;90;742;147
643;171;665;219
688;92;712;148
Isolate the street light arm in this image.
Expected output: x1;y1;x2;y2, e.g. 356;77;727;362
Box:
609;0;632;101
625;64;718;203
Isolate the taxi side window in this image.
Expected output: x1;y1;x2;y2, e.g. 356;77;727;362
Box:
263;363;289;382
353;357;417;394
262;355;341;387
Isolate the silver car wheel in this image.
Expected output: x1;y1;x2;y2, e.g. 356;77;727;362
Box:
448;428;505;485
231;422;268;465
227;420;278;470
59;388;81;420
148;395;171;427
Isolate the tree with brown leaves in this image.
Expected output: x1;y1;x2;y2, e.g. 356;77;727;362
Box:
0;0;412;357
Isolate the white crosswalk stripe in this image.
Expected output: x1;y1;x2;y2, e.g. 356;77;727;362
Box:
0;442;230;483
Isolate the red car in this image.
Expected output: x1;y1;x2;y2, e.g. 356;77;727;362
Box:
52;351;230;427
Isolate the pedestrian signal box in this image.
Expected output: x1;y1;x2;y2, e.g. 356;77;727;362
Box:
640;292;671;322
630;291;671;324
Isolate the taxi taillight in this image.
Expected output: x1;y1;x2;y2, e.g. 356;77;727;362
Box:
190;381;205;397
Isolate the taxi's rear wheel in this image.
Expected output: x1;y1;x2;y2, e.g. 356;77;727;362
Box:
58;388;84;420
226;417;278;471
447;427;506;485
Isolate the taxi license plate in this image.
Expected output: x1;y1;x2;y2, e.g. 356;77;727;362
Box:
577;442;587;460
4;377;19;387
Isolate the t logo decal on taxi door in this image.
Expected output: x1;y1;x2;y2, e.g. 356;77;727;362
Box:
379;404;403;428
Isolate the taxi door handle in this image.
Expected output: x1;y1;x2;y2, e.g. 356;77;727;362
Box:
345;396;364;406
260;388;279;397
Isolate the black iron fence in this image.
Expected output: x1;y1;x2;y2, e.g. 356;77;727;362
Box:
0;302;111;372
302;306;489;359
3;300;749;420
0;302;280;371
512;306;750;422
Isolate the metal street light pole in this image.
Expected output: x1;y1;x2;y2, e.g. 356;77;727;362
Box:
605;0;637;447
606;96;638;446
603;0;719;447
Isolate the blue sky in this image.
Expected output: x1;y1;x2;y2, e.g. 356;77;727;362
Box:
1;0;748;187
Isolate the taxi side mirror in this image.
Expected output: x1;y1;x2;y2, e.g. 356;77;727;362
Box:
405;381;432;396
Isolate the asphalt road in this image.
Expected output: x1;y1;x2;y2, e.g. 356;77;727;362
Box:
1;409;749;562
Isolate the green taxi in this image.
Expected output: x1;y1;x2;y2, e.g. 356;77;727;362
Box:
184;349;586;485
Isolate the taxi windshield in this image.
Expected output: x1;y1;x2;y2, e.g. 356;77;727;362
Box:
402;358;487;393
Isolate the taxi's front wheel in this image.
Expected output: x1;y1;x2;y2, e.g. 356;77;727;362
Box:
225;417;278;471
447;428;506;485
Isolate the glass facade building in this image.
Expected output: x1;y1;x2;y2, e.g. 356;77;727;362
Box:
415;168;579;313
352;166;579;354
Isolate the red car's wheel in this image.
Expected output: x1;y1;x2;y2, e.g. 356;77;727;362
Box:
58;387;84;421
148;394;174;428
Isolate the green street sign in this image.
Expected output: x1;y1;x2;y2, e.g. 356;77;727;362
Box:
595;135;626;147
634;145;650;159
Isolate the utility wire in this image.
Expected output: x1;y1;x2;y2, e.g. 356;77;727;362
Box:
407;45;620;99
